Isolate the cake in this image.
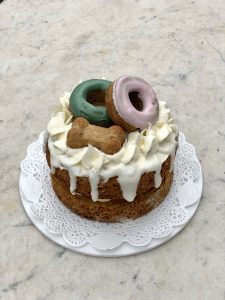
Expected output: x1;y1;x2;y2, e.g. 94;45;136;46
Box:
46;75;178;222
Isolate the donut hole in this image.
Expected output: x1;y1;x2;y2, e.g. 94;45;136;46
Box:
129;92;143;111
87;90;105;106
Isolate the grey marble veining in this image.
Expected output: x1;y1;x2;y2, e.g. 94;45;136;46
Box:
1;0;225;299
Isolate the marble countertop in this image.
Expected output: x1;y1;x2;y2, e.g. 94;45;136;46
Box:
1;0;225;299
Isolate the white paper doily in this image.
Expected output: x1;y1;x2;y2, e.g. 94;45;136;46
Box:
19;132;203;257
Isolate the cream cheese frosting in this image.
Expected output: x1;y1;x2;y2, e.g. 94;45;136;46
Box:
47;92;178;202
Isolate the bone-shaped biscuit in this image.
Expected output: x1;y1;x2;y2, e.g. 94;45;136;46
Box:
67;117;126;155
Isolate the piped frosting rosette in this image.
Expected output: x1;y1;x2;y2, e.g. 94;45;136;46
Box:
47;82;178;202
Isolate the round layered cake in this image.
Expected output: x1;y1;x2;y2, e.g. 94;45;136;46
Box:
46;75;178;222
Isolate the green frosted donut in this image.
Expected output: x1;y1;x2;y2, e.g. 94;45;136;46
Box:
69;79;112;127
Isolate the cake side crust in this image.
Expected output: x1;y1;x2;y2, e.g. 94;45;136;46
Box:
46;147;171;200
50;167;173;222
46;146;173;222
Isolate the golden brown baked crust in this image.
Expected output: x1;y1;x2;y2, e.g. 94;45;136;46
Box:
46;147;173;222
50;168;172;222
66;117;126;155
105;83;137;132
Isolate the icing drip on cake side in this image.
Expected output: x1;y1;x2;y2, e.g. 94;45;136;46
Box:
47;92;178;202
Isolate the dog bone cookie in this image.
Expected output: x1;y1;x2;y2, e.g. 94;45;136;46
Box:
105;75;159;132
67;117;126;155
69;79;113;127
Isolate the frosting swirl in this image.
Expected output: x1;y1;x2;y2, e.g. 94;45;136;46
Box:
47;92;178;202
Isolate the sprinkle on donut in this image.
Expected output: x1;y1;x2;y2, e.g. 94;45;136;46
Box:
105;75;159;132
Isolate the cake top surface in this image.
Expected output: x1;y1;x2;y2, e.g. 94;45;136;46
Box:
47;76;178;202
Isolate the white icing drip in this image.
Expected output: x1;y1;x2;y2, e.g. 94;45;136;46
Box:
51;165;56;174
117;171;141;202
69;169;77;195
154;170;162;188
89;172;100;201
46;93;178;202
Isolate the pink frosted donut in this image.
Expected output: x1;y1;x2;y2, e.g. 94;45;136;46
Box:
106;75;159;132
